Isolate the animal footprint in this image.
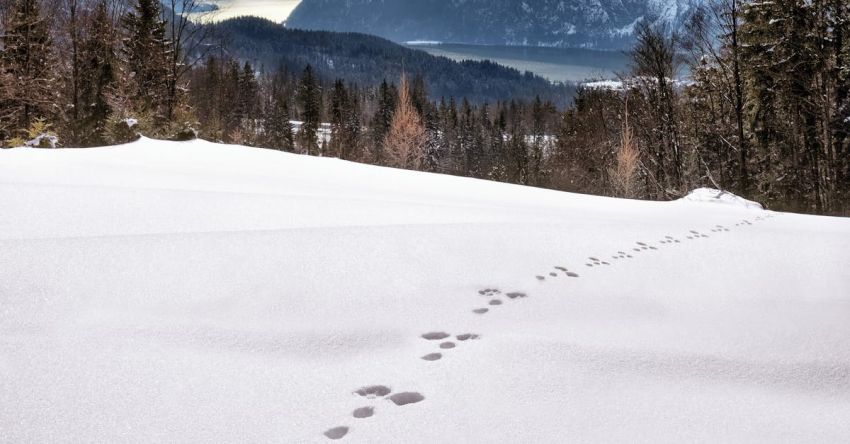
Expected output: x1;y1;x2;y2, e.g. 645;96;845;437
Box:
388;392;425;406
421;353;442;361
324;426;349;440
456;333;480;341
473;308;489;314
439;342;456;349
489;299;502;306
353;407;374;419
506;292;527;299
354;385;391;398
421;332;450;340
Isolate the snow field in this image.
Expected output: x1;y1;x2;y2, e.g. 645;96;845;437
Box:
1;138;849;442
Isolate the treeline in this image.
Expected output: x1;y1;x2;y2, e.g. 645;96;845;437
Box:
188;57;562;184
0;0;206;146
575;0;850;214
2;0;848;215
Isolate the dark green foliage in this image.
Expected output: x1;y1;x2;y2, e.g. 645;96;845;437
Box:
0;0;57;142
297;64;321;154
121;0;171;123
76;1;116;146
263;72;295;151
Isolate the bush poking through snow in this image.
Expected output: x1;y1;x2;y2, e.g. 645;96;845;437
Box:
106;117;143;144
170;127;198;141
7;118;58;148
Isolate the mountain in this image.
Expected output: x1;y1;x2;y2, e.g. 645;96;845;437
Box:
210;17;574;105
286;0;705;49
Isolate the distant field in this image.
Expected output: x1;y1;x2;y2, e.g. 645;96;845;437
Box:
407;43;630;83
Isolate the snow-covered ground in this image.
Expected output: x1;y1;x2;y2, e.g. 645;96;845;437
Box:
2;138;849;442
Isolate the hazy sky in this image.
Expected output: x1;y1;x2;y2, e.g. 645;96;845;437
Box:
209;0;302;23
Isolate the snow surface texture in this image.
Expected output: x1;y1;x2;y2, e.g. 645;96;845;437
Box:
681;187;764;210
1;138;849;442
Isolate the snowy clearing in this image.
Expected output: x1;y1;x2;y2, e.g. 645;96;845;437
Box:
1;138;849;442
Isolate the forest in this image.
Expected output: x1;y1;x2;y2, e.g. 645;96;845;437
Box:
1;0;848;214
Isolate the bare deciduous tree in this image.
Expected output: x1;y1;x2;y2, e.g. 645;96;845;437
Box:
609;100;640;198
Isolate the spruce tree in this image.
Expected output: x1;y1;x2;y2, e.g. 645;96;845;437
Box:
77;0;117;146
0;0;57;143
297;64;321;155
264;86;294;151
121;0;170;126
329;79;349;158
370;79;396;162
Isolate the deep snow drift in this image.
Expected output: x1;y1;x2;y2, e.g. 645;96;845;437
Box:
2;139;849;442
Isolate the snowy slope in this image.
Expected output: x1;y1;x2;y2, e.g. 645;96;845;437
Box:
2;139;850;442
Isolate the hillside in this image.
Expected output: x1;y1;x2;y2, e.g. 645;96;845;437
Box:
211;17;575;105
287;0;705;49
2;139;849;442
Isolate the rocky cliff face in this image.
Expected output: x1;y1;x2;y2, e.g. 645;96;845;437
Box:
286;0;704;49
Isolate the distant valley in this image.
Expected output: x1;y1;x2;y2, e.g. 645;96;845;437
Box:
407;43;630;83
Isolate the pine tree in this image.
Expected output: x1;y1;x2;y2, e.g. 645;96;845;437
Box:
528;95;546;185
263;84;294;151
297;64;321;155
120;0;171;126
235;61;258;144
329;79;356;159
369;79;396;162
0;0;58;144
77;0;117;146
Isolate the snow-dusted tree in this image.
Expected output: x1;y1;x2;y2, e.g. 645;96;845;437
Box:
383;73;426;170
263;85;294;151
297;64;321;155
163;0;212;121
630;21;683;196
76;0;117;145
120;0;170;125
0;0;58;144
369;79;396;162
329;79;360;160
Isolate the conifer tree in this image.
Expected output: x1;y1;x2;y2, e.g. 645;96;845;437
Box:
120;0;170;125
329;79;350;158
370;79;396;162
297;64;321;154
264;85;294;151
77;0;117;146
0;0;58;144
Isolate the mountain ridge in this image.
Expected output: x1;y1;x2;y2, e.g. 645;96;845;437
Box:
286;0;705;50
211;17;574;105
